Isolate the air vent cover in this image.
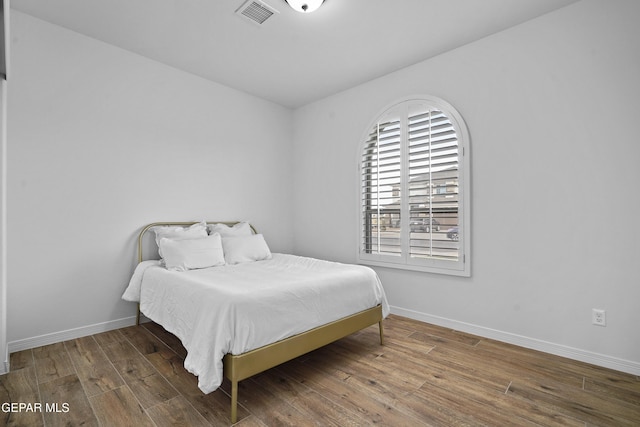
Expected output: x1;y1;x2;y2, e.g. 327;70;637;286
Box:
236;0;279;25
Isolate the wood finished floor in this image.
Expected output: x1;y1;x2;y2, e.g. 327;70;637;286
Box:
1;315;639;426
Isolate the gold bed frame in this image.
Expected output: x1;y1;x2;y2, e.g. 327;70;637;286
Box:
135;221;384;423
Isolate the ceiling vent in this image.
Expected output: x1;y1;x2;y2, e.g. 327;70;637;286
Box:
235;0;279;26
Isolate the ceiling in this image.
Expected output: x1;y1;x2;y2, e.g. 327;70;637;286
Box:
12;0;579;108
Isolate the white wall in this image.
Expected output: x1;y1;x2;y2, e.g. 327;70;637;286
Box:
292;0;640;373
0;1;9;373
1;78;6;373
7;11;294;346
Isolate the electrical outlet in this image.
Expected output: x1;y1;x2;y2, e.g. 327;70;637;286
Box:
592;309;606;327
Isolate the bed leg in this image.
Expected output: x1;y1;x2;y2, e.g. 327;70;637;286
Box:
136;304;141;326
230;380;238;424
378;320;385;345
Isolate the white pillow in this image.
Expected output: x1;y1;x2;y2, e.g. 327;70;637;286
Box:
159;234;225;272
222;234;272;265
153;222;208;258
208;222;252;238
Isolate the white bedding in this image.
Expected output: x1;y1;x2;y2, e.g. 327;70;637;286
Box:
122;253;389;393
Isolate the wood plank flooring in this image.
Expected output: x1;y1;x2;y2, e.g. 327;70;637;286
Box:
1;314;639;426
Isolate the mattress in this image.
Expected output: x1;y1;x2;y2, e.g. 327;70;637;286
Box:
122;253;389;393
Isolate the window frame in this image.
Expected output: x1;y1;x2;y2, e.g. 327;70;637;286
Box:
357;95;471;277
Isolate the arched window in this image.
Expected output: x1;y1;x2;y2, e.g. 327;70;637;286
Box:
359;96;470;276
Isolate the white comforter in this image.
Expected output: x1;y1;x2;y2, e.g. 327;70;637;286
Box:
122;253;389;393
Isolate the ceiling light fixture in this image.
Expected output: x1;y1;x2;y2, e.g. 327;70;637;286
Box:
284;0;324;13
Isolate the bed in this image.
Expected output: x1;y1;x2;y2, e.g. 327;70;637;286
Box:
122;221;389;423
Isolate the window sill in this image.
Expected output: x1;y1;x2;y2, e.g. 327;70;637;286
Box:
358;258;470;277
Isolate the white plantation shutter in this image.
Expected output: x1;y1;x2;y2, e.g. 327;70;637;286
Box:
359;97;470;276
361;116;402;257
408;106;459;261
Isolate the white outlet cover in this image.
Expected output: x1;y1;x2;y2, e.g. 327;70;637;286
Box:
592;309;606;326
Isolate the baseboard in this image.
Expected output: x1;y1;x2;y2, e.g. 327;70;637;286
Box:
390;306;640;376
7;316;139;354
